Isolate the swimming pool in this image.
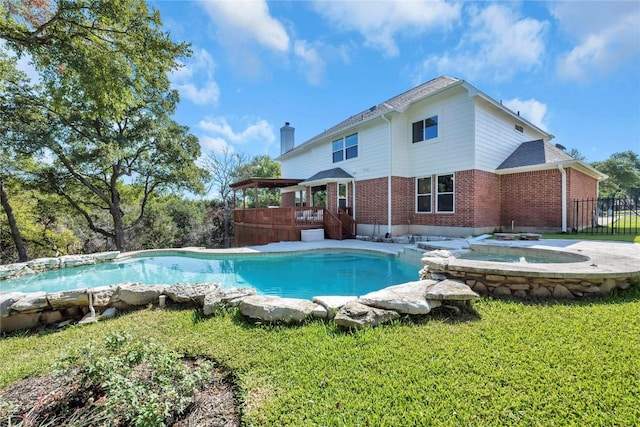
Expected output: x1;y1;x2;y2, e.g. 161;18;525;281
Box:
0;251;420;299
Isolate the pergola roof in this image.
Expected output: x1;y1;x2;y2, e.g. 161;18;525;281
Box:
229;177;304;191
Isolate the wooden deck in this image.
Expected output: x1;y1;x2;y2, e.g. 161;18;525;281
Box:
233;207;355;247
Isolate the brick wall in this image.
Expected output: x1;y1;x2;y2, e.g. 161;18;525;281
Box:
391;176;413;225
326;183;338;215
567;168;598;201
355;177;388;224
281;192;295;207
471;170;501;226
350;167;584;231
566;168;599;231
356;171;484;228
500;169;562;229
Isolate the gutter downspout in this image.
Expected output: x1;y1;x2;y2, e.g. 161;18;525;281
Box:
558;163;567;232
352;179;356;221
381;112;392;236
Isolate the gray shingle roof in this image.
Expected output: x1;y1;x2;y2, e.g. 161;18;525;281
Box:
498;140;575;170
302;168;353;183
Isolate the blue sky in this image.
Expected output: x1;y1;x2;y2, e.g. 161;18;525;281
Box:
150;1;636;163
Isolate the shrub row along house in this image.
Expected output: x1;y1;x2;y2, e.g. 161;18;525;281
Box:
232;76;605;246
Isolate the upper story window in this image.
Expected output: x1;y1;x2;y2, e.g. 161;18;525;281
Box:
332;133;358;163
416;177;432;213
412;115;438;143
436;173;454;213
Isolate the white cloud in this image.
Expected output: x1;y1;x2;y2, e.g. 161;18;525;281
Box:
503;98;548;131
200;0;290;53
551;2;640;81
199;135;234;155
422;4;547;81
174;81;220;105
197;116;276;155
170;47;219;105
312;0;460;57
294;40;326;85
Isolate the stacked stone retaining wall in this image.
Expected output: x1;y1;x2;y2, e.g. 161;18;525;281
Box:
421;268;631;299
420;246;638;299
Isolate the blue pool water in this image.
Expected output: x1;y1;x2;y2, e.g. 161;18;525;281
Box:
0;252;420;299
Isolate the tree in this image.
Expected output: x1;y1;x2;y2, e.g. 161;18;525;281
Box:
202;148;248;248
234;155;281;181
566;148;586;161
0;175;27;261
1;0;208;251
35;94;207;251
233;155;282;208
0;50;42;261
1;0;188;119
592;151;640;198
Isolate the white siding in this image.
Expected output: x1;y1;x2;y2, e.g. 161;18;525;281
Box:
280;120;391;181
401;89;475;177
280;84;552;182
474;99;549;171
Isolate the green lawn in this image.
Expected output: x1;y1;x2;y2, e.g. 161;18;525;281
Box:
542;232;640;243
2;288;640;426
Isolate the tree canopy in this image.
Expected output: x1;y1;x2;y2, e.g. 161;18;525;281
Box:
593;151;640;198
1;0;208;252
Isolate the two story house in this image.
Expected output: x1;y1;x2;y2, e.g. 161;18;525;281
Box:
275;76;605;238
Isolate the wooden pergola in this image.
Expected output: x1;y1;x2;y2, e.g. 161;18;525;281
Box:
230;178;303;209
229;177;355;247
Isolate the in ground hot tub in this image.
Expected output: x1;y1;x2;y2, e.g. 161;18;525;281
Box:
421;243;634;299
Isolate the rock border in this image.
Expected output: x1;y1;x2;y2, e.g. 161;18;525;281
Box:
0;252;120;280
1;279;479;333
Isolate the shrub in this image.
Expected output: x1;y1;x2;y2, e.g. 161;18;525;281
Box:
50;331;213;426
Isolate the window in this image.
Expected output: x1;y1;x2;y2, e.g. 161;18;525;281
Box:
295;190;306;207
515;124;524;133
338;183;347;209
416;177;432;213
332;139;343;163
436;174;454;212
412;115;438;143
332;133;358;163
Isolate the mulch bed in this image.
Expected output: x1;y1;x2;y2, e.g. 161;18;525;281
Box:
0;361;240;426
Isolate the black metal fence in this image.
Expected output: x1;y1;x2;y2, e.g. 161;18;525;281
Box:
572;196;640;235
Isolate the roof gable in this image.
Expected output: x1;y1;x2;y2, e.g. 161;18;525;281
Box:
279;76;461;158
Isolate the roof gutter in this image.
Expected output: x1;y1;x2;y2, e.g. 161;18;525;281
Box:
495;159;607;181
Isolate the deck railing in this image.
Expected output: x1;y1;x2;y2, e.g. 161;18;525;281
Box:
234;207;324;227
233;206;357;246
338;208;357;237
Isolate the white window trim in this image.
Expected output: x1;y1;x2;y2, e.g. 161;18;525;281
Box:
412;115;440;144
436;173;455;214
332;133;358;163
415;176;432;214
